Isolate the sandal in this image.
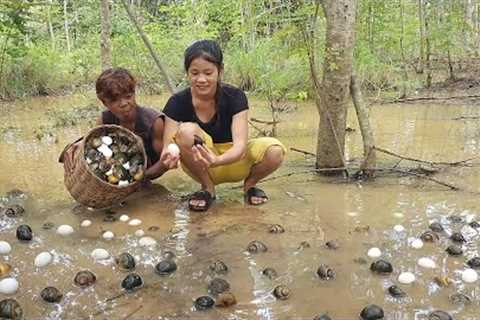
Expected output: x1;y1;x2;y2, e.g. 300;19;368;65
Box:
188;190;216;212
245;187;269;205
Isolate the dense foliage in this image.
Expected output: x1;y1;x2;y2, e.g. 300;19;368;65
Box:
0;0;478;100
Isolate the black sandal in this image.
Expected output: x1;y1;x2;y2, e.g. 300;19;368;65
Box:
245;187;269;205
188;190;216;212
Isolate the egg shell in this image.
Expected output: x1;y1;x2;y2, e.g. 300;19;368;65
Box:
398;272;415;284
119;214;130;222
91;248;110;260
80;220;92;227
57;225;74;236
34;252;53;267
462;268;478;283
97;144;113;158
167;143;180;157
0;241;12;255
134;229;145;237
101;136;113;145
367;247;382;258
0;278;19;294
139;236;157;247
118;180;129;187
129;219;142;226
417;257;436;269
122;162;131;170
102;231;114;240
410;239;424;249
393;225;405;232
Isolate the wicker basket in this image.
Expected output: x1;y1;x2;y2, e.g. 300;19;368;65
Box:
62;125;147;209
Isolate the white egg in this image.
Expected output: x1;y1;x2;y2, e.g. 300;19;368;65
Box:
398;272;415;284
0;241;12;255
80;220;92;227
122;162;131;170
393;225;405;232
134;229;145;237
86;157;92;164
462;268;478;283
34;251;53;267
102;231;114;240
97;144;113;159
91;248;110;260
118;180;129;187
101;136;113;146
367;247;382;258
119;214;130;222
417;257;436;269
167;143;180;157
105;168;113;176
129;219;142;226
410;239;424;249
346;211;359;217
393;212;404;218
139;236;157;247
57;224;74;236
0;278;19;294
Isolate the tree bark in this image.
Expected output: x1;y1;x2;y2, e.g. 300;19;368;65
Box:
316;0;358;170
417;0;425;73
47;0;55;50
120;0;175;94
399;0;408;98
63;0;71;52
100;0;112;70
350;74;376;177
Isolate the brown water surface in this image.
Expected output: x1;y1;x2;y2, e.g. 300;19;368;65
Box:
1;94;480;319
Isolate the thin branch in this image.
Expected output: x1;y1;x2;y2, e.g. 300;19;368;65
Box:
122;305;143;320
374;146;478;166
384;94;480;104
389;168;459;190
250;117;280;125
290;147;316;157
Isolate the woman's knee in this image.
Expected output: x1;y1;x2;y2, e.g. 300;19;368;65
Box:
175;122;199;147
263;145;285;168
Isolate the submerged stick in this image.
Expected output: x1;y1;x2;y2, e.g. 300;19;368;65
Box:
374;146;477;166
122;305;143;320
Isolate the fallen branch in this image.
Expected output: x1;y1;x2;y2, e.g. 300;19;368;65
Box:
389;168;459;190
374;146;477;166
248;120;268;136
290;147;316;157
384;94;480;104
250;117;280;125
123;305;143;320
453;116;480;120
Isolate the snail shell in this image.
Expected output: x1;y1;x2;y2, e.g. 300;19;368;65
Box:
74;270;96;288
272;285;290;300
2;205;25;218
207;278;230;296
468;221;480;229
445;245;463;256
115;253;136;271
40;287;63;303
0;299;23;320
428;310;453;320
388;285;406;298
467;257;480;269
447;215;463;223
268;224;285;234
449;293;472;305
262;267;278;280
317;264;336;280
370;260;393;275
450;232;466;243
420;231;440;243
429;222;444;233
313;314;332;320
16;225;32;241
215;292;237;307
209;260;228;275
121;273;143;291
325;240;339;250
0;263;12;277
246;240;268;253
155;260;177;276
194;296;215;311
360;304;384;320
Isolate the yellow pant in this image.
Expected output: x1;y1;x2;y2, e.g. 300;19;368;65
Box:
181;131;286;185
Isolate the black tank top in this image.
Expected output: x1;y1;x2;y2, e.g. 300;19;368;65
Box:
102;106;163;167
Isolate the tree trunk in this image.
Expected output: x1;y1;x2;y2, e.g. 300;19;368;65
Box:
399;0;408;99
417;0;425;74
47;0;55;50
121;0;175;94
63;0;71;52
100;0;112;70
425;7;432;88
316;0;358;170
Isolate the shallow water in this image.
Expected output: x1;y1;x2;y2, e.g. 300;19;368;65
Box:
1;93;480;319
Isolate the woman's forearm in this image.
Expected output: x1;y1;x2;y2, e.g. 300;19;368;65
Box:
213;143;246;167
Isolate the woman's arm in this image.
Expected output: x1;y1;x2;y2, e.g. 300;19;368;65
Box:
159;116;181;169
145;118;169;180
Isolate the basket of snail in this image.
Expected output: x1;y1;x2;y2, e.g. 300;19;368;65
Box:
63;125;147;209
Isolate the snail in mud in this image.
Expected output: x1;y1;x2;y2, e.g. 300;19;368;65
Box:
0;299;23;320
450;232;466;243
447;215;463;223
0;263;12;277
325;240;339;250
209;260;228;275
317;264;336;280
388;285;406;298
162;250;176;260
449;293;471;305
40;287;63;303
194;296;215;311
445;245;463;256
74;270;96;288
155;260;177;276
215;292;237;307
42;222;55;230
262;267;278;280
354;257;368;265
246;240;268;253
268;224;285;234
360;304;384;320
115;252;136;271
298;241;311;250
313;314;332;320
207;278;230;296
370;260;393;275
121;273;143;291
429;222;444;233
16;225;33;241
428;310;453;320
468;221;480;229
420;230;440;243
103;214;117;222
272;285;290;300
467;257;480;269
2;205;25;218
433;276;453;287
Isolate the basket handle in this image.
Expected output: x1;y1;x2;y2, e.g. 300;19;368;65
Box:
58;136;83;163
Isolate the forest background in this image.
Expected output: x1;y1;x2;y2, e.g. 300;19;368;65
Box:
1;0;479;102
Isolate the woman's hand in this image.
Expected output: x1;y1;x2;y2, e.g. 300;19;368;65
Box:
192;144;218;169
160;148;180;170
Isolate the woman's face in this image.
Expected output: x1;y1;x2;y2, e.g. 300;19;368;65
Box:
187;57;221;99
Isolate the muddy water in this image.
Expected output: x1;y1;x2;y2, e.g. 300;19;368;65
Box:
1;94;480;319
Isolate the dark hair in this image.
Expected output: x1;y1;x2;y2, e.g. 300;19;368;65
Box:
96;67;136;101
184;40;224;72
